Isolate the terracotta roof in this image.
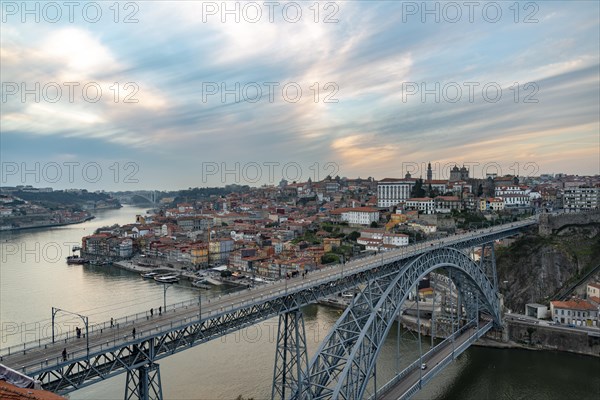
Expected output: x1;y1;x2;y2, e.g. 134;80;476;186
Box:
330;207;379;214
0;381;65;400
551;299;597;311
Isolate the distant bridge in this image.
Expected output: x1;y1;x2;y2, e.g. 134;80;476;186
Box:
0;218;537;399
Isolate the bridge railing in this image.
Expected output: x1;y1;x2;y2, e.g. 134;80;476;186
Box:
0;296;207;360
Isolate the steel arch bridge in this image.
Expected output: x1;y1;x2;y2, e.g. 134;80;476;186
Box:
273;246;500;400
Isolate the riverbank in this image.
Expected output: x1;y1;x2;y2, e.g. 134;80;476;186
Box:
399;314;600;358
112;260;251;288
0;215;95;232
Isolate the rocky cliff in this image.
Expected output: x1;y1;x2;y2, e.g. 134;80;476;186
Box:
496;223;600;312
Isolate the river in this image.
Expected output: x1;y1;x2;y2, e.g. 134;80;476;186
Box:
1;205;598;399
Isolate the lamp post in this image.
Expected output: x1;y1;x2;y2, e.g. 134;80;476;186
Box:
52;307;89;356
198;293;202;321
162;283;172;312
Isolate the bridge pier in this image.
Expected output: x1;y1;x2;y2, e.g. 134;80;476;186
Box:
271;310;308;400
125;338;162;400
124;362;163;400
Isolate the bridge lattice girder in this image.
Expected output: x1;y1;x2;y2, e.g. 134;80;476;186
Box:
301;247;500;400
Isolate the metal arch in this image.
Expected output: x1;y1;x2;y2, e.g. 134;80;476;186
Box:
302;247;500;400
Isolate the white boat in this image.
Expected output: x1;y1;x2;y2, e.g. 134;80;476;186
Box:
140;271;159;279
192;280;211;289
203;276;223;286
154;274;180;283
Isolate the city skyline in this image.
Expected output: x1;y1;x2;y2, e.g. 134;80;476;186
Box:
1;1;599;191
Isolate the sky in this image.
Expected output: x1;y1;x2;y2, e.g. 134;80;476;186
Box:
1;0;599;191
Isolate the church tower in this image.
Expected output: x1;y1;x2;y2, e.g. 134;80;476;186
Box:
427;162;432;181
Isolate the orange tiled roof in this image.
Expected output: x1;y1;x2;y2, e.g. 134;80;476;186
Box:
551;299;597;311
0;381;65;400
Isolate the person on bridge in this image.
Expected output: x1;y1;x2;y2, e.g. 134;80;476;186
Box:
132;327;136;339
159;306;162;315
150;308;154;317
110;317;114;327
62;348;67;362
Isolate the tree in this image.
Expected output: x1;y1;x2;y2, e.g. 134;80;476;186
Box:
321;253;340;264
347;231;360;241
411;179;426;198
370;221;379;228
477;184;484;197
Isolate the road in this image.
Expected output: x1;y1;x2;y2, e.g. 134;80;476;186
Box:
0;219;534;377
378;324;482;400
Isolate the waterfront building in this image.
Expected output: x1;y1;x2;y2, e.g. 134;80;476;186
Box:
550;299;598;327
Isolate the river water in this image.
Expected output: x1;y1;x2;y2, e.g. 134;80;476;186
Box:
1;205;598;399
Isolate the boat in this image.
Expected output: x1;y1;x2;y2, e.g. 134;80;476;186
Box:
66;256;89;265
203;276;223;286
140;271;159;279
192;280;211;289
154;274;180;283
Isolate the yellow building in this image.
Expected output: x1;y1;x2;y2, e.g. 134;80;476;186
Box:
323;238;342;252
191;245;209;265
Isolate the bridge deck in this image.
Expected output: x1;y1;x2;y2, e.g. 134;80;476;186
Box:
377;320;493;400
0;220;534;391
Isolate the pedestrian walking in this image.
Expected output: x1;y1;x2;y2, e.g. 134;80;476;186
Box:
76;327;81;339
62;348;67;362
150;308;154;317
132;327;136;339
110;317;114;327
159;306;162;315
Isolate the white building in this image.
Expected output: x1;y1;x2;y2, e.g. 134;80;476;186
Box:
562;187;599;212
331;207;380;226
495;185;527;196
377;178;416;208
408;221;437;234
550;299;598;327
498;194;530;208
587;282;600;299
357;230;409;250
382;233;409;246
404;198;435;214
525;303;548;319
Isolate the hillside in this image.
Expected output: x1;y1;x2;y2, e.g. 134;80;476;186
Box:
496;223;600;312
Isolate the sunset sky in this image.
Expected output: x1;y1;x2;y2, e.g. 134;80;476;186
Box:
1;1;599;190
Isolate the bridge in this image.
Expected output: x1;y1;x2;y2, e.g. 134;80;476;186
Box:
0;218;537;399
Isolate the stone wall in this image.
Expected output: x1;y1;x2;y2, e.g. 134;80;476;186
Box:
507;320;600;357
539;210;600;236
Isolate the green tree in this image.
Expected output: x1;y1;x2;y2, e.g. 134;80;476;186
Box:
321;253;340;264
370;221;379;228
347;231;360;241
411;179;426;198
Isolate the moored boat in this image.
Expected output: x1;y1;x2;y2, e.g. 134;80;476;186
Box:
140;271;159;279
154;274;180;283
66;256;89;264
192;280;211;289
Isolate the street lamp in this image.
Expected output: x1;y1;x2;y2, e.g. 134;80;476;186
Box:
52;307;89;356
162;283;172;312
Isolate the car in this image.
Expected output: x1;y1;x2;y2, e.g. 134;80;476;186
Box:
421;363;427;370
